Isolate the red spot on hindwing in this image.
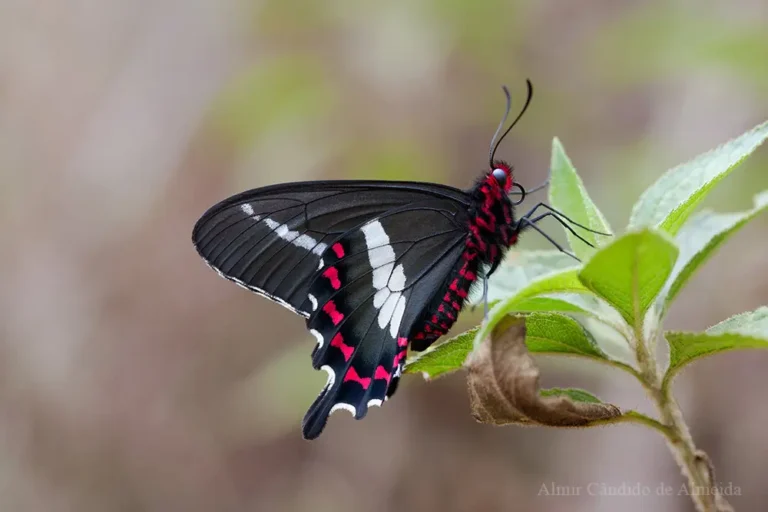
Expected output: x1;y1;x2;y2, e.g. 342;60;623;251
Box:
332;243;345;258
397;336;408;347
331;333;353;361
393;350;407;366
322;267;341;289
374;365;391;383
343;367;371;389
323;301;344;325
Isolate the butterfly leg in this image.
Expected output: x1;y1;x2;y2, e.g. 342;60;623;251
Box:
524;212;597;249
482;275;489;319
520;202;611;236
515;216;580;261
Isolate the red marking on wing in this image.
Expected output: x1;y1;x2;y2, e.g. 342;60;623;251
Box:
415;332;425;340
452;301;461;310
322;267;341;290
323;301;344;325
431;315;439;324
331;333;353;361
343;367;371;389
397;336;408;347
456;289;468;299
374;365;391;383
332;243;345;258
393;350;407;366
449;279;459;291
443;292;452;302
438;304;445;313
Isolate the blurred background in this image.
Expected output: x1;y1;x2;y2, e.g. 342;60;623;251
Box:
2;0;767;510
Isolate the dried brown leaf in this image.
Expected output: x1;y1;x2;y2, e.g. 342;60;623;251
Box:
465;316;621;427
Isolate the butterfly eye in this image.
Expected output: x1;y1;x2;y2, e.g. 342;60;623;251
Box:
492;168;507;186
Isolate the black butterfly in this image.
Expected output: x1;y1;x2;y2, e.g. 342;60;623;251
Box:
192;81;603;439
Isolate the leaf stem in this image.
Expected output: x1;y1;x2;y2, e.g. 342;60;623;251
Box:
634;324;732;511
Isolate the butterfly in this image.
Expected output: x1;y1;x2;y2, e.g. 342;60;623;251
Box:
191;81;604;439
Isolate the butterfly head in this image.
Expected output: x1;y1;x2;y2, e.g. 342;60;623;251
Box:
489;160;514;193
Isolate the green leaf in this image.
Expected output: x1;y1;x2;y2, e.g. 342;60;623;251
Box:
579;230;679;327
708;306;768;337
549;138;613;259
664;191;768;308
628;120;768;235
405;300;594;379
539;387;603;404
524;312;605;359
663;307;768;390
407;311;611;380
475;268;591;346
405;327;478;380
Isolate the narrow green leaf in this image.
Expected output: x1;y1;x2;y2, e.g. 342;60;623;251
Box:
663;307;768;390
579;230;679;327
664;191;768;308
628;120;768;235
549;138;613;259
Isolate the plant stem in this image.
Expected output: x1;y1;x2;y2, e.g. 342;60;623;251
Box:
634;327;733;512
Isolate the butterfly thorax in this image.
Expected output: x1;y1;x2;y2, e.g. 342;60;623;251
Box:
408;163;517;350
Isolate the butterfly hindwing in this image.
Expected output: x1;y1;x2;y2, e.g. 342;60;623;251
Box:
301;200;470;439
192;181;469;317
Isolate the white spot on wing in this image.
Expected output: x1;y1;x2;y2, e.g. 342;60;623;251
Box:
321;365;335;389
373;288;390;308
241;203;254;215
378;293;399;329
263;218;328;256
330;403;356;416
389;295;407;338
389;265;406;291
367;399;383;408
310;328;323;347
308;294;318;312
362;222;396;289
361;220;409;339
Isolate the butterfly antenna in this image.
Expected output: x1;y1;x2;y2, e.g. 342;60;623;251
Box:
488;79;534;169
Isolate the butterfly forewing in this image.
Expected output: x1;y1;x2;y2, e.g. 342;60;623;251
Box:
192;181;470;317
